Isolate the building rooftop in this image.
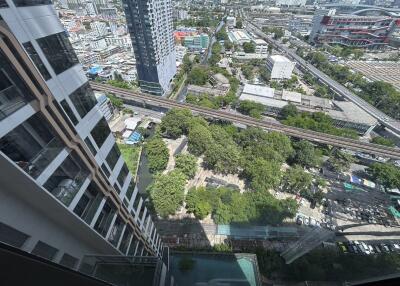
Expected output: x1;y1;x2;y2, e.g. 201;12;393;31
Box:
269;55;292;63
252;38;268;45
242;84;275;98
282;90;301;103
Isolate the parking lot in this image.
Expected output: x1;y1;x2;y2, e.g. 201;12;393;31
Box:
337;240;400;255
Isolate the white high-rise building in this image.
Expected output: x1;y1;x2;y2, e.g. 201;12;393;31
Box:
122;0;176;96
266;55;296;79
0;1;168;280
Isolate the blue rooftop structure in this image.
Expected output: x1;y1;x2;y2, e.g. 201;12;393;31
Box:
125;131;142;145
88;66;103;75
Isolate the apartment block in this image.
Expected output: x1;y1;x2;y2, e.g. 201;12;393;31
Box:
122;0;176;96
0;0;164;273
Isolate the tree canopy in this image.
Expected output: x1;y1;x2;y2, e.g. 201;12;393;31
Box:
187;66;209;85
291;140;321;168
175;153;198;179
367;163;400;190
159;108;193;138
145;137;169;173
148;170;187;217
238;100;265;119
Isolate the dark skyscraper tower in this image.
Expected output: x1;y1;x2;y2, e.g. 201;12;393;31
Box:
122;0;176;96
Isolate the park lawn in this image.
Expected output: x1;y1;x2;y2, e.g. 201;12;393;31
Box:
118;143;142;176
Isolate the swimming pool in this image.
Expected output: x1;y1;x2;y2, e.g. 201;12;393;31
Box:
170;252;261;286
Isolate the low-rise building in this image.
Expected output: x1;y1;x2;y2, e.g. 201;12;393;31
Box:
252;38;269;54
266;55;295;80
183;34;209;50
228;29;252;44
239;84;378;134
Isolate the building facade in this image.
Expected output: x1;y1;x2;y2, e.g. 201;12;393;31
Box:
266;55;296;80
310;14;399;49
122;0;176;95
0;0;163;271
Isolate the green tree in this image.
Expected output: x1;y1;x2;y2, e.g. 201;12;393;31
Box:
371;136;395;147
175;153;198;179
243;158;282;191
187;66;209;85
236;19;243;29
159;108;193;138
187;122;213;155
280;103;298;119
145;137;169;173
186;187;212;219
107;94;124;109
238;100;265;119
366;163;400;190
242;42;255;53
282;165;313;195
203;143;241;174
326;150;355;172
291;140;320;168
148;170;187;217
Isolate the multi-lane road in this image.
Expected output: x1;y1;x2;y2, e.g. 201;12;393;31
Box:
91;82;400;159
244;20;400;138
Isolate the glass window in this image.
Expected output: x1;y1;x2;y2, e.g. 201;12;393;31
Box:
0;49;34;120
36;32;79;75
23;42;51;81
12;0;51;7
69;83;97;118
0;222;29;248
60;99;78;125
101;163;110;177
117;164;129;186
0;0;8;8
43;151;89;206
113;182;121;194
127;239;138;256
125;182;135;202
106;144;120;171
31;241;58;261
119;226;133;254
90;117;110;148
0;113;65;178
73;182;103;224
108;216;124;247
94;199;116;237
84;137;97;156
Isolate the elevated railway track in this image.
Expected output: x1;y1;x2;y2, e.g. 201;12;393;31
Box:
91;83;400;159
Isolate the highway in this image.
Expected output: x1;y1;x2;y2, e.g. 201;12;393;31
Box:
91;82;400;159
244;20;400;138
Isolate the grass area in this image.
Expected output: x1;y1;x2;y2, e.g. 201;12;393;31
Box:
118;143;142;177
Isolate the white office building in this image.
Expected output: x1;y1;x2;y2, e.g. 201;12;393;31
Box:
122;0;176;96
266;55;296;80
0;0;165;274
